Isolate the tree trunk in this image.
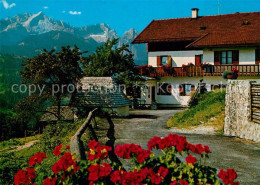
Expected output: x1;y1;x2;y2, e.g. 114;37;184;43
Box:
70;108;97;160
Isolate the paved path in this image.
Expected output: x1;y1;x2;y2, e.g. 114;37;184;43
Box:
0;140;39;153
112;110;260;185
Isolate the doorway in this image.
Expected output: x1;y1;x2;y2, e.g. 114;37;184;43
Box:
195;54;203;65
151;86;156;102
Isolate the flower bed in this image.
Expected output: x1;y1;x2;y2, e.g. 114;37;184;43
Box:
14;133;239;185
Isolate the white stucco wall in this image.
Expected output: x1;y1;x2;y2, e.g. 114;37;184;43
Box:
148;48;257;66
156;77;228;106
148;50;203;67
203;47;256;64
202;49;214;65
239;48;256;65
136;80;157;105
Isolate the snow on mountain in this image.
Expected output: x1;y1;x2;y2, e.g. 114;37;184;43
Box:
22;11;43;27
1;11;72;35
79;23;117;43
119;28;147;65
0;12;146;64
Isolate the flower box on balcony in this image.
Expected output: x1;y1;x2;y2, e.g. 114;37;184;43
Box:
137;65;155;76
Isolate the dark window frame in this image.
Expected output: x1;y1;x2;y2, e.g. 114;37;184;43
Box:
160;56;169;66
220;50;233;64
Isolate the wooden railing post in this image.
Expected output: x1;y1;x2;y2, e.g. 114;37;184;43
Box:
138;64;259;78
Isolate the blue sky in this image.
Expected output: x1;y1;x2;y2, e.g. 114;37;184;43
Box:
1;0;260;36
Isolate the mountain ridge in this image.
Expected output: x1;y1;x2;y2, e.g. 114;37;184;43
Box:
0;12;147;64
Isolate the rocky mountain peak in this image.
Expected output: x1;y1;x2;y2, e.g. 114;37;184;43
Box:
0;13;147;65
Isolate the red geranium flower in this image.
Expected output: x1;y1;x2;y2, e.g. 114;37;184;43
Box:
218;169;239;185
53;144;62;156
87;140;112;161
88;163;112;182
195;144;204;155
115;143;151;163
170;180;178;185
180;179;189;185
14;168;36;185
148;136;162;150
158;166;169;177
204;145;211;154
51;152;80;175
43;177;57;185
187;143;196;153
28;152;47;166
185;154;197;164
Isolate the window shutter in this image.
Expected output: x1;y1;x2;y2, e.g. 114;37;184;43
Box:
167;56;172;66
256;49;260;64
214;51;220;65
157;56;161;67
232;50;239;65
179;84;184;96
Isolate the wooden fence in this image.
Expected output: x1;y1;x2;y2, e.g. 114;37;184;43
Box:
251;83;260;124
139;65;260;77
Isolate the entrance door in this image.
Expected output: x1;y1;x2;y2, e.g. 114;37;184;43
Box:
195;55;202;66
151;86;156;102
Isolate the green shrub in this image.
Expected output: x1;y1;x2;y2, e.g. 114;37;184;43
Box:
0;144;41;185
167;89;226;128
40;120;90;152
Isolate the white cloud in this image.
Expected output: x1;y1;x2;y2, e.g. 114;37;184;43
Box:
69;11;82;15
43;6;48;9
2;0;16;9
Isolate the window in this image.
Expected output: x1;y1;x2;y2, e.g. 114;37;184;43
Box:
179;84;195;96
214;50;239;65
157;56;172;66
221;51;232;64
157;83;172;95
161;56;168;66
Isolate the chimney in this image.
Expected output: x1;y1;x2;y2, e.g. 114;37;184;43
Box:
191;8;199;19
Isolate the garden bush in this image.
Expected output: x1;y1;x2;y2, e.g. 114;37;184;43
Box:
40;120;89;152
167;89;226;128
14;133;239;185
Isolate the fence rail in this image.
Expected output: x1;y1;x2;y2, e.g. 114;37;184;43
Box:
251;83;260;124
139;65;260;77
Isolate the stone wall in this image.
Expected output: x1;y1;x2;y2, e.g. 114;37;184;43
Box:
225;80;260;142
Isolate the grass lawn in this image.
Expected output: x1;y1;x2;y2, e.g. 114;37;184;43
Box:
0;135;40;151
0;118;92;185
167;89;226;129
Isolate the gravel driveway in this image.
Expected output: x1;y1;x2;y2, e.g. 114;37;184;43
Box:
111;109;260;185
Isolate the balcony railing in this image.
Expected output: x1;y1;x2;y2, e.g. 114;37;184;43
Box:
138;65;260;77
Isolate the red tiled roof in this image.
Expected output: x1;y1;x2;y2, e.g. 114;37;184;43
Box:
132;12;260;47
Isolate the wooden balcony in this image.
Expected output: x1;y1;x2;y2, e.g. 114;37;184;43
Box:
139;65;260;77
